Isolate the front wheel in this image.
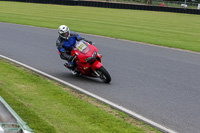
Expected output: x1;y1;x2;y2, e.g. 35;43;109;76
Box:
96;66;111;83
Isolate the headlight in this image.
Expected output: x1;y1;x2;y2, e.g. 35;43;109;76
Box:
85;51;97;62
92;51;97;58
85;57;92;62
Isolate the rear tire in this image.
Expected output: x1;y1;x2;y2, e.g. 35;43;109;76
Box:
97;66;111;83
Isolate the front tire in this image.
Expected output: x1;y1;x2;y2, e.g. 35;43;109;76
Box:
97;66;111;83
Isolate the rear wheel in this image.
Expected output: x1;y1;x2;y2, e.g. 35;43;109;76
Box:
97;66;111;83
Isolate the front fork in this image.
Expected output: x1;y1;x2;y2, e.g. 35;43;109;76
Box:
89;59;102;77
94;70;100;77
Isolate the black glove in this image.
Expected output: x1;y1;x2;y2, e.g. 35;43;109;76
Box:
87;41;92;45
79;38;92;45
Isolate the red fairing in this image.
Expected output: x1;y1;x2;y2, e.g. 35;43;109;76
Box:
90;60;102;71
66;40;111;83
71;43;97;62
70;41;102;77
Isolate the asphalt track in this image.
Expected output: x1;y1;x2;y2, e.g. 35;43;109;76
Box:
1;22;200;133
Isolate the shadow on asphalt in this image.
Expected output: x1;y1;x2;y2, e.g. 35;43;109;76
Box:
56;72;111;84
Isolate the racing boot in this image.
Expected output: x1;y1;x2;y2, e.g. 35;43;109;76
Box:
64;62;79;75
64;61;74;69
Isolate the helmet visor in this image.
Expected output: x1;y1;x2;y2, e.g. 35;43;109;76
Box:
60;31;69;39
61;31;69;38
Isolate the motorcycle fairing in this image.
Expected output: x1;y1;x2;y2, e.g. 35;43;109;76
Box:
90;60;102;71
76;63;91;76
71;40;103;77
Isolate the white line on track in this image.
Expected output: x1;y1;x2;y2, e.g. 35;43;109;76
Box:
0;54;178;133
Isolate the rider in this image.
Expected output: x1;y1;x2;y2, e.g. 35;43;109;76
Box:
56;25;92;71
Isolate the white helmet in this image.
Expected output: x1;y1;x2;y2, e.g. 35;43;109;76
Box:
58;25;70;39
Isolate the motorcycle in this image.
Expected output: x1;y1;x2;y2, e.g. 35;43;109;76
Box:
66;40;111;83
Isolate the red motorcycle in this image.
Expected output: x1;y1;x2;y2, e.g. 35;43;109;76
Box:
68;40;111;83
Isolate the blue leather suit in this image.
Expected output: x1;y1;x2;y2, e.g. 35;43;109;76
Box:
56;31;87;61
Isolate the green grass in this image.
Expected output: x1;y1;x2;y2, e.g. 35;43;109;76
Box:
0;1;200;52
0;59;160;133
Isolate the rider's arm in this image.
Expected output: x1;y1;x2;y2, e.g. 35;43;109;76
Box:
81;38;93;45
70;31;93;44
56;39;73;61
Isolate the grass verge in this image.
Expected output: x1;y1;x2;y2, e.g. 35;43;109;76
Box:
0;58;160;133
0;1;200;52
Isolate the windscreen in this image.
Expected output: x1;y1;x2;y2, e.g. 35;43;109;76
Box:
75;40;90;54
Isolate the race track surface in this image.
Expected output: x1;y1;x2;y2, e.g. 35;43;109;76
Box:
1;22;200;133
